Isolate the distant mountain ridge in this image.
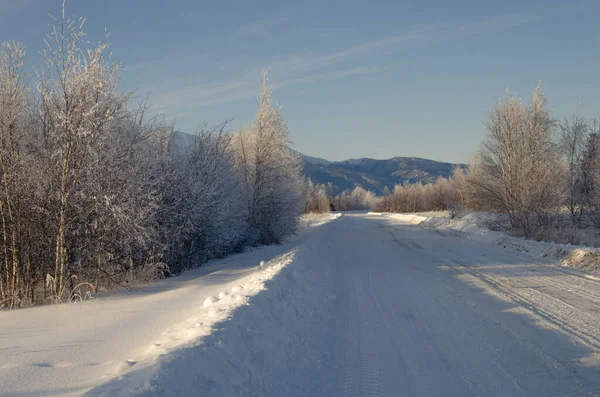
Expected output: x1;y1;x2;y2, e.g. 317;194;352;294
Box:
300;154;463;195
173;132;462;196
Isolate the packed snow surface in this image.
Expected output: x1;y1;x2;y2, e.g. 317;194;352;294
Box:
376;211;600;274
3;212;600;396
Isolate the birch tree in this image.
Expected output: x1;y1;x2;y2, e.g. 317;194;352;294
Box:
559;114;589;225
0;42;27;307
471;84;564;236
36;4;131;299
579;121;600;226
304;179;330;213
234;72;303;244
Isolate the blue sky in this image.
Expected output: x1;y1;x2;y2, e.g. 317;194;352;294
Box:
0;0;599;163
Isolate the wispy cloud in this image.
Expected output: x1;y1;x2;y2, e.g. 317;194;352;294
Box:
283;10;545;74
153;80;254;112
278;66;387;90
185;90;257;108
154;66;385;113
152;9;549;114
122;50;217;74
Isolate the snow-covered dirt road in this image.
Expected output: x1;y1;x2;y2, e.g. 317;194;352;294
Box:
3;213;600;396
319;214;600;396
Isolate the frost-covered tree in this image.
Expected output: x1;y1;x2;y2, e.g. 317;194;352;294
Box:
0;4;187;306
160;124;247;274
304;179;330;213
0;7;324;307
74;106;170;289
450;166;472;213
35;5;131;299
0;41;28;307
471;84;565;237
559;114;589;225
377;186;393;212
579;121;600;226
233;72;304;244
371;168;480;215
333;186;379;211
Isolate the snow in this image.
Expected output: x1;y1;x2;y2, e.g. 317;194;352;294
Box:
0;214;339;397
297;212;341;228
386;213;429;224
372;211;600;274
4;211;600;396
231;285;243;293
202;296;219;307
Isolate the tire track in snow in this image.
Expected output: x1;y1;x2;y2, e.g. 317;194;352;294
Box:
437;244;600;353
355;274;385;397
379;220;600;395
324;253;385;396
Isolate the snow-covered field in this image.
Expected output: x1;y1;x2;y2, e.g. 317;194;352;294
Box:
3;211;600;396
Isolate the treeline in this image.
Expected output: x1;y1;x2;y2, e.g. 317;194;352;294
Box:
303;183;381;213
377;84;600;244
375;167;472;215
332;186;380;211
0;10;303;307
302;169;471;215
304;175;470;214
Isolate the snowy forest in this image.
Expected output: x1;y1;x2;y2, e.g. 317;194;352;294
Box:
0;9;305;307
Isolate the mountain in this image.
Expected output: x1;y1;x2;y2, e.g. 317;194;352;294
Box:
170;130;196;149
301;155;463;195
172;132;461;196
300;154;331;166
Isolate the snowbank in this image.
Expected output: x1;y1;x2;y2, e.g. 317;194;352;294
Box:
86;223;337;396
376;211;600;275
82;214;340;396
297;212;341;229
387;213;429;225
0;212;341;397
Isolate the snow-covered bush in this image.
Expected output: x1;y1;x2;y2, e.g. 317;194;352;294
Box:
159;124;247;274
0;9;304;307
